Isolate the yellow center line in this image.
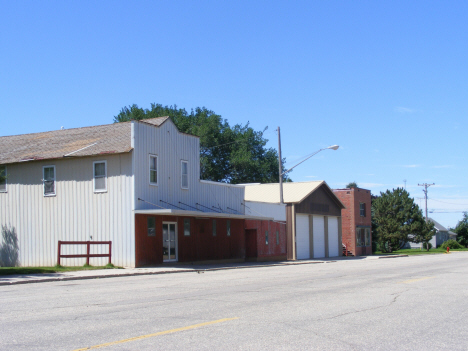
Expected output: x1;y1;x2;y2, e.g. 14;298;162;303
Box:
398;276;434;284
73;317;239;351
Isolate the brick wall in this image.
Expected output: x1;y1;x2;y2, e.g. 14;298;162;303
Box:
333;188;372;256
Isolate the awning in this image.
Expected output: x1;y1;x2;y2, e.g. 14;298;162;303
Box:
134;209;273;221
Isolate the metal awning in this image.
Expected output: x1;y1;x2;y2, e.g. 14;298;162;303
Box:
134;209;273;221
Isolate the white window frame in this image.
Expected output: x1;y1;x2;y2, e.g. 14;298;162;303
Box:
149;154;158;186
181;160;189;189
43;165;56;197
0;165;7;193
93;160;107;193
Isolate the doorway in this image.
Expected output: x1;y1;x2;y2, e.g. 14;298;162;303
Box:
163;222;177;262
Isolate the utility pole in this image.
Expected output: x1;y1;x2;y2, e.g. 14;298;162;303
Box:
277;126;283;204
418;183;435;220
403;179;407;190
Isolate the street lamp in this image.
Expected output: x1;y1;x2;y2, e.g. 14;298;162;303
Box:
277;126;339;204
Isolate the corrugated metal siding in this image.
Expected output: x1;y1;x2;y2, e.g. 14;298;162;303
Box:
133;120;244;215
245;201;286;221
0;153;135;267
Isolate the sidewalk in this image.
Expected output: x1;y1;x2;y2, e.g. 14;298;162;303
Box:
0;254;407;286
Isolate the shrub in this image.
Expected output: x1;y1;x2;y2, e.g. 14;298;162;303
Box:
423;242;432;250
440;239;463;250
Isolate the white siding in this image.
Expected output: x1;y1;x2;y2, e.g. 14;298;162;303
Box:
0;153;135;267
313;215;325;258
245;201;286;221
296;214;310;260
133;120;245;215
328;216;339;257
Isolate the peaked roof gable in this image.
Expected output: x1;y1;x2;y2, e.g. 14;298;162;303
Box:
244;181;345;208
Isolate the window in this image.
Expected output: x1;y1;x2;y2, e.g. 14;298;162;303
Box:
365;228;371;246
360;203;366;217
276;230;279;245
184;218;191;236
148;217;156;236
0;165;6;192
212;220;217;236
43;166;55;196
227;220;231;236
181;160;188;189
149;155;158;185
357;227;371;247
265;230;269;245
93;161;107;192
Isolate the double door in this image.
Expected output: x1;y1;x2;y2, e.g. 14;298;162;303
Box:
163;222;177;262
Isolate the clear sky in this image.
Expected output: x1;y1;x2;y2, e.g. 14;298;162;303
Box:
1;1;467;228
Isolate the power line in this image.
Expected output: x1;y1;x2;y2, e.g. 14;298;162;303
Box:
418;183;435;220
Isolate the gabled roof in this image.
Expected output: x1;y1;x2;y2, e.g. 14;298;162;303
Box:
243;181;345;208
427;217;449;232
0;117;170;165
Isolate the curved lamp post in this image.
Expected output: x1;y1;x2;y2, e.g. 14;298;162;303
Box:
277;127;339;204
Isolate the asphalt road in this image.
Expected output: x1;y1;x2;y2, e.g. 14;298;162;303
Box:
1;253;467;351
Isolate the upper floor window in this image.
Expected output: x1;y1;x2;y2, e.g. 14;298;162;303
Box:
149;155;158;185
360;203;366;217
0;165;6;193
93;161;107;193
227;220;231;236
181;160;188;189
43;166;56;196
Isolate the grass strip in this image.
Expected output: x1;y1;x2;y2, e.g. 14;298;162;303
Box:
0;264;121;276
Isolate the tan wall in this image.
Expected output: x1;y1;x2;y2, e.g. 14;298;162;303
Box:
0;153;135;267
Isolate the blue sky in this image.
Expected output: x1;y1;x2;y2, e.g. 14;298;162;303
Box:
1;1;467;228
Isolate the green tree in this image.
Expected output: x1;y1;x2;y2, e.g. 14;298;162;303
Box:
410;217;436;251
114;103;290;184
454;212;468;247
346;181;358;188
372;188;426;253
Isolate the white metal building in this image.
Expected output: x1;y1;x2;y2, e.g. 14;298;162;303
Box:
0;117;256;267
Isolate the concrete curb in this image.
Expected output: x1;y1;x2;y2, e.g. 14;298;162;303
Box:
0;260;328;286
0;255;406;286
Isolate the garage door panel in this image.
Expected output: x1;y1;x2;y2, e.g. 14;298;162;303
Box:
313;215;325;258
328;217;339;257
296;214;310;259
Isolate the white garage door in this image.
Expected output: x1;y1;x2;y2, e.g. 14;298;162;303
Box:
313;215;325;258
328;217;339;257
296;214;310;260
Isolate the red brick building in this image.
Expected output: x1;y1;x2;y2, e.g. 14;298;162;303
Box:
333;187;372;256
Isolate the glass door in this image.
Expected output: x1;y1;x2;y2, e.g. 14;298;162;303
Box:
163;222;177;262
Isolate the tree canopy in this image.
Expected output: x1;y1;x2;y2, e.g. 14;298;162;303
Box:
346;181;358;188
372;188;434;252
454;212;468;247
114;103;290;184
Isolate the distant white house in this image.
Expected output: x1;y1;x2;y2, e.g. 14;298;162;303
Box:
406;217;457;249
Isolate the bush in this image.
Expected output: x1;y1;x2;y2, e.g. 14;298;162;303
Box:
423;242;432;250
440;239;464;250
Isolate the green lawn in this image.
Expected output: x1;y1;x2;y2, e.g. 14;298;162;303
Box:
374;248;468;256
0;264;121;276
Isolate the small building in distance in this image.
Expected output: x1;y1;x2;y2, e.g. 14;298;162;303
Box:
333;187;372;256
405;217;457;249
244;181;345;260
